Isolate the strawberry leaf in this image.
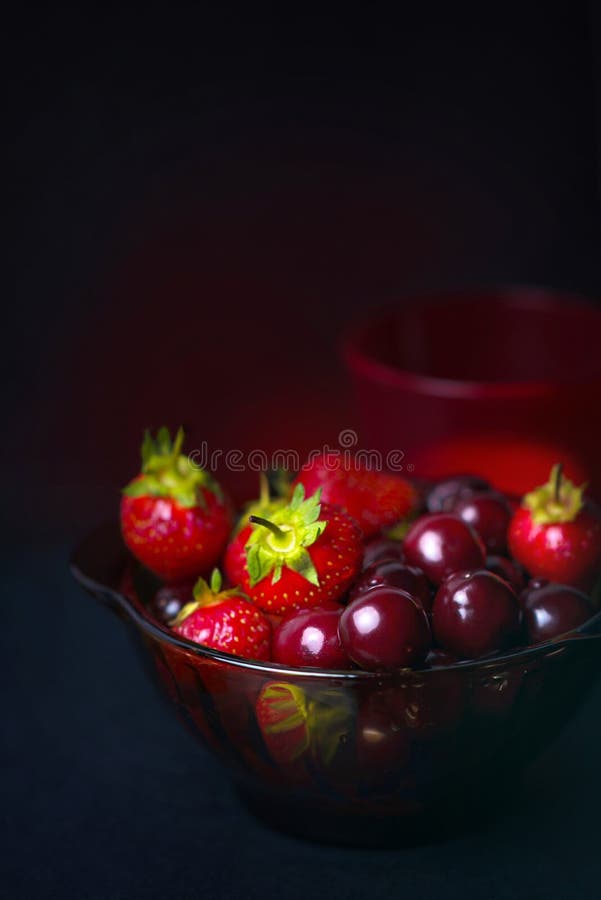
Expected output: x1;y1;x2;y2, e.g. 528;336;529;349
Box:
285;548;320;586
122;426;222;509
210;569;222;593
243;486;327;587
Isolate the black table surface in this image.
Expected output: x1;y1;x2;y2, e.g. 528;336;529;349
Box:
4;539;601;900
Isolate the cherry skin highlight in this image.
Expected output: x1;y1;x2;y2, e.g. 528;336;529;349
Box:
453;491;513;554
521;582;593;644
404;514;486;584
273;606;350;669
339;587;431;671
432;569;521;658
350;560;432;612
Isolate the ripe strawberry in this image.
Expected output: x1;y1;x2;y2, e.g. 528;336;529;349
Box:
121;427;231;582
293;452;418;538
224;484;363;614
255;681;310;764
508;464;601;591
171;569;271;660
255;681;354;768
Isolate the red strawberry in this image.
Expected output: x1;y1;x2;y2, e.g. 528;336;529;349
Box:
121;427;231;582
224;484;363;614
255;681;310;764
293;452;417;538
255;682;354;769
171;569;271;660
508;464;601;591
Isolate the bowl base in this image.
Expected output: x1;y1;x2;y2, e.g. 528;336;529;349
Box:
236;781;518;847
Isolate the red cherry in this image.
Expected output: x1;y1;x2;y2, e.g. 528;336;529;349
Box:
485;555;526;594
403;514;486;584
426;475;490;513
523;576;549;593
453;491;512;553
361;537;405;570
150;582;194;623
521;582;593;644
350;560;432;612
339;587;431;670
432;570;521;658
273;606;350;669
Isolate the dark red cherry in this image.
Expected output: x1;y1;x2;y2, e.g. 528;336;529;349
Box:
521;583;593;644
432;570;521;658
524;576;550;593
453;491;512;553
485;555;526;593
273;607;350;669
150;582;194;623
350;560;432;612
426;475;490;513
361;537;405;570
404;514;486;584
339;587;431;670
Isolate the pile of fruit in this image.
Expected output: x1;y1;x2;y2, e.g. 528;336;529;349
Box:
120;428;601;671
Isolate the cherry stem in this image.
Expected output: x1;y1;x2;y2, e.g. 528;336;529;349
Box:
553;463;564;503
249;515;286;539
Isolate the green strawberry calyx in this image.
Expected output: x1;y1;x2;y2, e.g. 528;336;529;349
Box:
122;426;221;508
245;484;327;587
170;569;248;626
523;463;586;526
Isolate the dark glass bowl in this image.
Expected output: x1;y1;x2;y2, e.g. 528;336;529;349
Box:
72;524;601;845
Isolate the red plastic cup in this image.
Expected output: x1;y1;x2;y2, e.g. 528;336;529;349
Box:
342;287;601;497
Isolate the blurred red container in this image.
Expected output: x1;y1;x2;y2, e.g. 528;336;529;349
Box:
342;288;601;497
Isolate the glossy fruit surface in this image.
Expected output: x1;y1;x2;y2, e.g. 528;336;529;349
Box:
121;427;231;581
293;452;417;538
224;485;363;614
453;491;512;553
350;560;432;612
361;537;405;569
432;570;521;658
508;465;601;591
404;514;486;584
171;570;271;660
485;556;526;594
426;475;490;513
273;607;350;669
339;587;431;670
150;582;194;623
521;582;593;644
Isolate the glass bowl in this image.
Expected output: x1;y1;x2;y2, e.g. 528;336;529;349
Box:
72;523;601;845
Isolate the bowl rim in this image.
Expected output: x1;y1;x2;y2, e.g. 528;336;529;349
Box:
71;523;601;682
341;286;601;400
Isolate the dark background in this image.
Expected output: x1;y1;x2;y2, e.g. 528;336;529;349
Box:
5;4;601;899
